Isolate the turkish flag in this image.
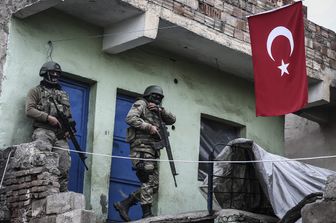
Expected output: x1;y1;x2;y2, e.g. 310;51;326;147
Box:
248;1;308;116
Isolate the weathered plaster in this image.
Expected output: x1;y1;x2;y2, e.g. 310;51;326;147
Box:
0;0;45;95
285;113;336;171
1;9;283;221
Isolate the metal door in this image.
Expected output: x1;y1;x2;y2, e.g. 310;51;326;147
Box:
60;78;90;193
108;94;142;222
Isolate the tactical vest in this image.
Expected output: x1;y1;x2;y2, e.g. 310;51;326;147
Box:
128;99;163;147
34;85;71;129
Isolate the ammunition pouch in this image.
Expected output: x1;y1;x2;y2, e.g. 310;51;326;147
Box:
128;127;165;150
150;141;165;150
131;140;165;151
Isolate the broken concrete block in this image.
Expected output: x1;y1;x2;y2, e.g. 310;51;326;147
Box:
46;192;85;215
30;215;57;223
324;174;336;200
56;209;96;223
31;198;46;217
301;200;336;223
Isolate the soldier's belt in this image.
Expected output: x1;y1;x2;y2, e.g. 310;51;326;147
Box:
131;140;164;150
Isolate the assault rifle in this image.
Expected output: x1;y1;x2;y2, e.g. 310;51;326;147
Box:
156;107;178;187
49;97;89;171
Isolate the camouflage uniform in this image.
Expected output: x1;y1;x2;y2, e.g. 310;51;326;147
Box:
126;98;176;205
26;82;72;192
113;85;174;221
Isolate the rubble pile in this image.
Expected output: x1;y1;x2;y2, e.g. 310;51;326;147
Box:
0;142;61;222
30;192;96;223
215;209;278;223
0;141;96;223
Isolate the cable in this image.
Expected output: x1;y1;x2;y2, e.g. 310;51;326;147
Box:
52;146;336;164
0;143;333;192
47;40;53;61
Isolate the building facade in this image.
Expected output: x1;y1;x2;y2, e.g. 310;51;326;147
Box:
0;0;334;222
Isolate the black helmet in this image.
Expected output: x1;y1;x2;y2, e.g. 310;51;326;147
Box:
39;61;62;77
143;85;164;98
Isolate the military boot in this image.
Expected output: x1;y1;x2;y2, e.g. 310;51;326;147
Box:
113;194;138;222
141;204;153;218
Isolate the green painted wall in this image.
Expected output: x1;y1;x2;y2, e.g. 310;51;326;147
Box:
2;9;284;221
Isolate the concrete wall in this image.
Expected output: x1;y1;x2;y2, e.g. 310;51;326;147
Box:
0;0;54;95
285;114;336;171
1;9;283;221
124;0;336;82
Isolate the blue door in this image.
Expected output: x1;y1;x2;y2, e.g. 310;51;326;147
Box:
108;94;142;222
60;78;90;193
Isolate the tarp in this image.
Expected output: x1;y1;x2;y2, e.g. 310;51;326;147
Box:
200;138;336;221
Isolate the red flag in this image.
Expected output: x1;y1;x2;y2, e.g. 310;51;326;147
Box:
248;1;308;116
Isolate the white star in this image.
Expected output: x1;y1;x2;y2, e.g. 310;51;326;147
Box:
277;60;289;76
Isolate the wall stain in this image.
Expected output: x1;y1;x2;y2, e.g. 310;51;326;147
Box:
100;194;107;214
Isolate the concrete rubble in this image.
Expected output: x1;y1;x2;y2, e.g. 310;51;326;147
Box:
30;192;96;223
131;210;215;223
215;209;278;223
0;141;96;223
301;174;336;223
130;209;278;223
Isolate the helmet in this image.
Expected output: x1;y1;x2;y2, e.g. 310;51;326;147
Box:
39;61;62;76
39;61;62;85
143;85;164;105
143;85;164;98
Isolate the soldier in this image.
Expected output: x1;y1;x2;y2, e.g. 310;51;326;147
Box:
25;61;73;192
114;85;176;221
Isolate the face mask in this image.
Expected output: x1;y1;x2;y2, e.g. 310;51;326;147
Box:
148;93;163;105
44;71;60;84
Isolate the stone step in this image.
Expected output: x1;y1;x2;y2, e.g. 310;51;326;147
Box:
46;192;85;215
30;209;96;223
56;209;96;223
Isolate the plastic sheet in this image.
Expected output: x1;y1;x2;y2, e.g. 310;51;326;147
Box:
200;138;336;220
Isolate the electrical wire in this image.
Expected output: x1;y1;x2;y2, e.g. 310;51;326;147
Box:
1;145;334;189
52;146;336;164
47;40;53;61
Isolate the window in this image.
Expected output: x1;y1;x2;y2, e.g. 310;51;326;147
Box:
198;115;242;181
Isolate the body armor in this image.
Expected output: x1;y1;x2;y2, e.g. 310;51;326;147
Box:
127;99;162;148
34;85;71;131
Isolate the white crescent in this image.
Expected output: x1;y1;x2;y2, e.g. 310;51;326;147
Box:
266;26;294;61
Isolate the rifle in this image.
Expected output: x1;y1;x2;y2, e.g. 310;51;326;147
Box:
156;107;178;187
49;97;89;171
